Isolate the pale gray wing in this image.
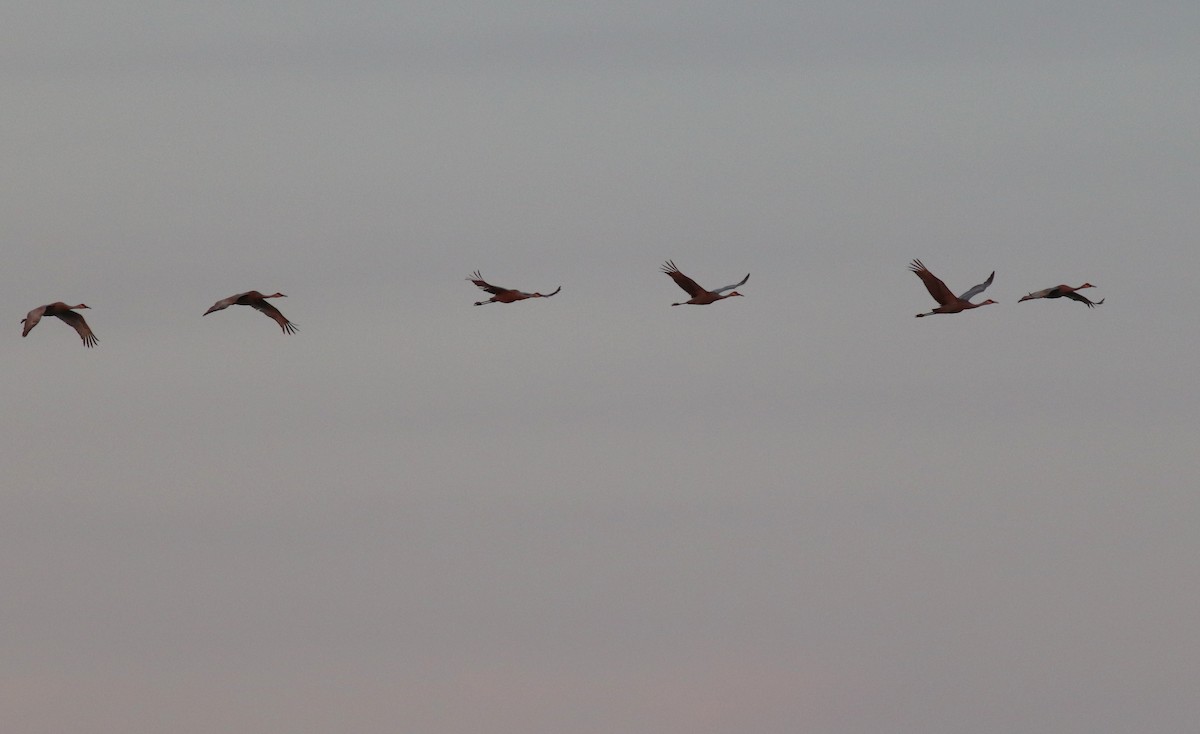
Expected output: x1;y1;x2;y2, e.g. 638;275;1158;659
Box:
21;305;46;336
958;271;994;301
712;272;750;294
1018;286;1056;302
204;294;238;315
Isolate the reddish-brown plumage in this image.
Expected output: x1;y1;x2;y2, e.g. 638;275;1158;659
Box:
1018;283;1103;308
909;259;997;317
21;302;98;347
661;260;749;306
204;291;297;333
468;271;561;305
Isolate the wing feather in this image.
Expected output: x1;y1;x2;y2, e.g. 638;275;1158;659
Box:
661;261;706;297
54;310;98;347
468;271;507;295
1019;286;1057;301
1064;291;1103;307
909;259;956;306
21;305;46;337
204;294;239;315
251;300;298;333
713;273;750;294
958;271;995;302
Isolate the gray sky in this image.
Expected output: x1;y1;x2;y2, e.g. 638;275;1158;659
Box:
4;3;1199;732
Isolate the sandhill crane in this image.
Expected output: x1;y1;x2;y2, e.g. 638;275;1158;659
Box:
204;291;297;333
909;259;997;317
1018;283;1104;308
661;260;749;306
21;302;98;347
468;271;561;305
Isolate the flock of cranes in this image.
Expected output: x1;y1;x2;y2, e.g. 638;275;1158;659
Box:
19;260;1103;347
908;259;1103;317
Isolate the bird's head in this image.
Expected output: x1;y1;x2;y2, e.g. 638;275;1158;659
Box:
1017;294;1034;302
72;304;90;310
265;292;287;299
1078;283;1096;289
980;299;998;306
728;291;744;298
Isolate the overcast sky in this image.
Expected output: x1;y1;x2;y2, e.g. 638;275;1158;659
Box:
3;3;1199;732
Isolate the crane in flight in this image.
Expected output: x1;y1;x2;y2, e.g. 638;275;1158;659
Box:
204;291;298;333
908;259;997;317
1018;283;1104;308
661;260;749;306
467;271;561;306
22;302;98;347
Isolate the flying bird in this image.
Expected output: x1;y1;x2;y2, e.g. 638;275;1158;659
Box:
661;260;749;306
22;302;98;347
1018;283;1104;308
468;271;561;305
909;259;997;317
204;291;297;333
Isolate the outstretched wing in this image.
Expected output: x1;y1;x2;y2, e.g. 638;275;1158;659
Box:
251;300;298;334
1019;286;1057;302
958;270;995;302
661;261;706;297
909;259;956;306
21;305;46;337
713;272;749;295
1064;291;1103;307
468;271;507;295
55;310;98;347
204;294;239;315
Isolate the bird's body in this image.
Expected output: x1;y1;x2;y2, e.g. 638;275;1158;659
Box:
1018;283;1103;308
204;291;297;333
22;302;98;347
468;271;561;305
661;260;748;305
908;259;997;317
